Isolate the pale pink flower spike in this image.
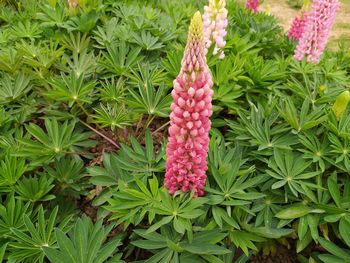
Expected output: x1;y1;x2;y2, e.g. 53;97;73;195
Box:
203;0;228;59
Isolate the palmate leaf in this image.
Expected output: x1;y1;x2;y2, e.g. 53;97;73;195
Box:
93;17;119;49
61;32;91;54
228;230;265;256
98;77;125;103
227;103;297;152
92;103;133;131
107;176;161;227
99;41;143;77
298;132;330;172
148;191;208;235
0;155;27;187
37;3;67;28
113;130;165;175
43;216;124;263
61;51;97;78
131;30;164;51
132;227;230;263
126;63;167;87
45;157;86;194
14;174;55;203
0;194;32;237
17;119;96;166
207;140;263;229
267;149;321;199
127;81;171;117
17;40;64;78
161;48;183;84
8;206;73;263
87;153;131;187
0;72;32;103
278;97;327;133
62;11;99;33
0;48;23;73
11;20;42;40
46;72;96;107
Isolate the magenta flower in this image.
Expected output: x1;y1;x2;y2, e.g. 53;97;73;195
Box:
165;11;213;197
294;0;339;63
288;13;308;41
203;0;228;59
245;0;259;13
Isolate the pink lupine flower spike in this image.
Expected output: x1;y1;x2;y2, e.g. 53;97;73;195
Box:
165;12;214;197
288;14;308;41
288;0;311;41
294;0;339;63
245;0;259;13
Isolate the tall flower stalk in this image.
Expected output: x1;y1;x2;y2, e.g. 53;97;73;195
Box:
245;0;259;13
294;0;339;63
165;11;214;197
203;0;228;59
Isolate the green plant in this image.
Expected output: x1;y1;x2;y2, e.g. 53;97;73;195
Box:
17;119;96;165
0;0;350;261
43;216;124;263
8;206;72;263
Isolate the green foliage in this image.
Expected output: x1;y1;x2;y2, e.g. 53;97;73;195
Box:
8;206;72;263
43;216;124;263
0;0;350;262
17;119;96;165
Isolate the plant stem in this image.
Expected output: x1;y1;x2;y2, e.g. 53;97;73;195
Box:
152;120;170;135
138;115;155;139
79;120;120;149
75;102;119;149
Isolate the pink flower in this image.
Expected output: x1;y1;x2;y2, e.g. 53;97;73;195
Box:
245;0;259;13
203;0;228;59
294;0;339;63
165;12;214;197
288;13;308;41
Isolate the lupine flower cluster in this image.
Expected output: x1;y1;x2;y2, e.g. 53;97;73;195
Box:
294;0;339;63
288;14;308;41
203;0;228;59
165;11;214;196
245;0;259;13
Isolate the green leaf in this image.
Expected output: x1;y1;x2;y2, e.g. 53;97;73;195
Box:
339;218;350;247
318;237;350;260
182;243;230;255
275;204;311;219
0;243;7;262
146;216;173;234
